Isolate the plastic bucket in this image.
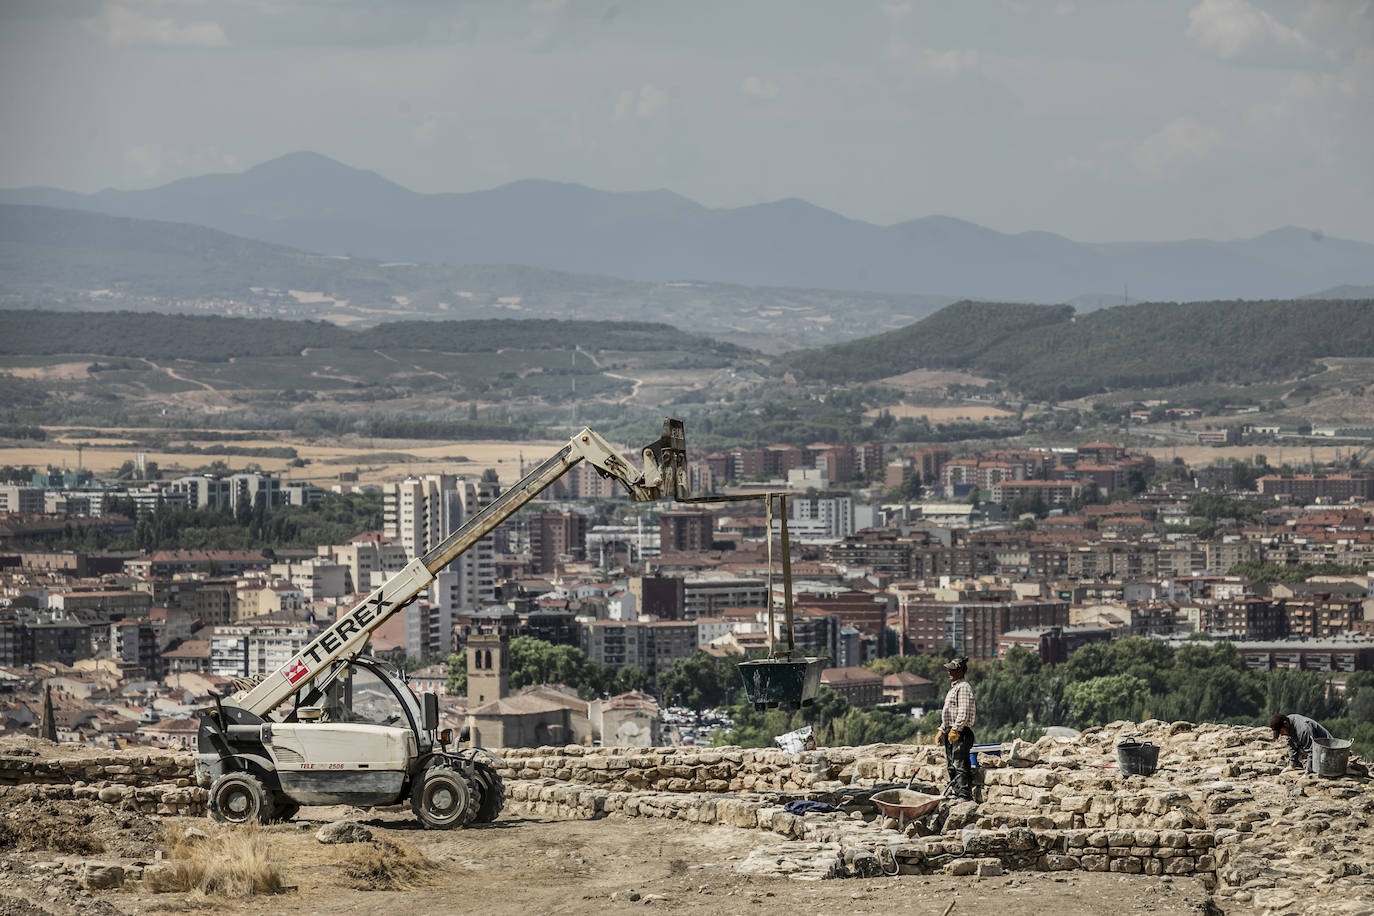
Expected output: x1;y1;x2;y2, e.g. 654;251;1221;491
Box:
1312;738;1352;777
1117;739;1160;776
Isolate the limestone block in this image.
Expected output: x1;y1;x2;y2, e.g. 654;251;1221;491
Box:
1060;795;1091;813
1108;856;1142;874
1159;829;1187;848
1081;854;1109;872
945;858;978;876
1143;858;1163;876
1164;856;1196;875
82;863;125;890
1184;831;1215;848
1041;853;1080;871
975;858;1003;877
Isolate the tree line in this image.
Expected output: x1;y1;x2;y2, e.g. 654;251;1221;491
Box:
39;491;384;553
647;638;1374;760
781;298;1374;402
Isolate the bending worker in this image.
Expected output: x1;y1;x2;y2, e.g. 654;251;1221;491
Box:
1271;713;1335;773
936;656;976;801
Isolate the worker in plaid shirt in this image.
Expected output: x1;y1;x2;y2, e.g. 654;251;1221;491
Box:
935;656;976;801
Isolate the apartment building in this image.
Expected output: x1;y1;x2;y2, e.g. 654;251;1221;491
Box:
897;594;1069;659
210;623;315;678
681;576;767;619
383;473;497;610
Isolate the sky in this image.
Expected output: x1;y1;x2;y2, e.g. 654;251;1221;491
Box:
1;0;1371;244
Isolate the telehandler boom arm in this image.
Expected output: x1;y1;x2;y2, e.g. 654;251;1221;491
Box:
231;420;687;719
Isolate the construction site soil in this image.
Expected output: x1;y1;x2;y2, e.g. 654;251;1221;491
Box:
0;803;1215;916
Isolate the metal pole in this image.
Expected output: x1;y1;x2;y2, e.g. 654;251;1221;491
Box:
780;494;795;657
765;494;775;657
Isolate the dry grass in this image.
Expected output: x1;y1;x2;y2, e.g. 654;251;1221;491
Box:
1;435;557;486
339;838;439;891
145;825;286;897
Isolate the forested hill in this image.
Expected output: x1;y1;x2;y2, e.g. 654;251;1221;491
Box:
0;310;751;362
781;298;1374;400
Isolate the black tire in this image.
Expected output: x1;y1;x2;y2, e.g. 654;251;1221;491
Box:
471;759;506;824
208;772;275;825
272;796;301;823
411;766;477;830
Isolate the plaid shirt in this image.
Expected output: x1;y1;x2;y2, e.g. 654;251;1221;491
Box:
941;679;976;730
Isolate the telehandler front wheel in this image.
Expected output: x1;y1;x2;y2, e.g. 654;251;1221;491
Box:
208;772;275;825
471;758;506;824
411;766;477;829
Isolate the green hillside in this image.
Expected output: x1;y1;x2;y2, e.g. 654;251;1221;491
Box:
782;299;1374;400
0;310;747;363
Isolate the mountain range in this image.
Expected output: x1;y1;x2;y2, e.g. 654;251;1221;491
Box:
4;151;1373;303
0;203;953;350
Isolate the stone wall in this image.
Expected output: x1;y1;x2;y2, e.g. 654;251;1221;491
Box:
499;779;1220;881
494;719;1374;893
0;746;204;817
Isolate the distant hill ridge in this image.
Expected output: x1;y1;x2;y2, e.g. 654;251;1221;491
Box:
781;298;1374;400
4;151;1373;302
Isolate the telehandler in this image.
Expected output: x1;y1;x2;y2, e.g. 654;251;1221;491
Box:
196;420;688;827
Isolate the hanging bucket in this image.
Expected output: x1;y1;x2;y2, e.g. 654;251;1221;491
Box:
1312;738;1352;777
738;657;826;709
1116;739;1160;776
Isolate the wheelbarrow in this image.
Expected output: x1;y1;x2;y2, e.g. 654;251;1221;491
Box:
871;774;953;831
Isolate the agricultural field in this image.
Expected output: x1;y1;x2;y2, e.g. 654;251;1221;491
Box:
865;403;1018;423
0;430;565;487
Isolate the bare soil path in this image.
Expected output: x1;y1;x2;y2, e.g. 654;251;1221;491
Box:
63;810;1215;916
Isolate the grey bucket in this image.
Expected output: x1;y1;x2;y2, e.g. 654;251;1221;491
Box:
1312;738;1352;777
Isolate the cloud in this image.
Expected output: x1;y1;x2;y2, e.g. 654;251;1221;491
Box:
881;2;913;20
412;112;453;146
122;144;240;180
1132;116;1223;176
1186;0;1310;64
887;38;978;79
615;83;669;119
91;1;227;46
740;75;779;101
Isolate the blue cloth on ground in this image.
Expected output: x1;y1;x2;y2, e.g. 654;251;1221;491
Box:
783;800;838;815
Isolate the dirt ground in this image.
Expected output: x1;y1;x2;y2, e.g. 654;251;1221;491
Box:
0;805;1215;916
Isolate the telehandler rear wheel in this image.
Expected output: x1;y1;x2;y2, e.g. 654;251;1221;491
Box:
411;766;477;829
471;759;506;824
208;772;275;825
